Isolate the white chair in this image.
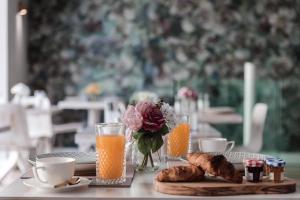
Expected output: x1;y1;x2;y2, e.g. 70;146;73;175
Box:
0;104;34;183
26;108;53;153
234;103;268;153
12;90;83;153
103;96;126;123
11;90;54;153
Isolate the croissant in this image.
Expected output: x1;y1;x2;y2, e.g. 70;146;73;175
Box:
187;153;243;183
156;165;205;182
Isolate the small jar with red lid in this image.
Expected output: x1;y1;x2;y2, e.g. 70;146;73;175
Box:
244;159;264;182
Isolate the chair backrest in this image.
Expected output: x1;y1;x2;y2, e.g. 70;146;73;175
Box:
26;109;53;139
0;105;11;129
0;104;32;148
11;91;54;139
103;96;126;123
247;103;268;152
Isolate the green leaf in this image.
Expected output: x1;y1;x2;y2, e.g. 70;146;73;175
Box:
151;134;163;153
137;134;152;155
158;124;169;136
133;132;143;140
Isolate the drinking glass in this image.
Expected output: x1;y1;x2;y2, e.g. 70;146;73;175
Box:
95;123;126;184
167;115;191;158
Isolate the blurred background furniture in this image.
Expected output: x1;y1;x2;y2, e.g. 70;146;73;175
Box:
234;103;268;153
198;107;243;124
0;104;33;182
129;91;159;104
11;86;83;152
58;96;126;125
58;97;106;126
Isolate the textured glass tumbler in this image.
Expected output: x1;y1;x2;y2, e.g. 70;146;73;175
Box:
95;123;126;184
167;115;191;159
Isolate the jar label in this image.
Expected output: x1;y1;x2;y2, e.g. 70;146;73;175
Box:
258;171;263;180
246;171;253;181
246;171;263;181
270;172;284;181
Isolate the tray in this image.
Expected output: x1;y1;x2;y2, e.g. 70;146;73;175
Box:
154;177;296;196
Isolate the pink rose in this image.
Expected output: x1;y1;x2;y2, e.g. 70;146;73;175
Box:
122;105;143;132
141;104;165;132
136;100;155;115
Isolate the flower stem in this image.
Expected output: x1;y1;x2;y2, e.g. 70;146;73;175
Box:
144;153;148;167
149;152;154;167
157;151;161;163
141;154;147;168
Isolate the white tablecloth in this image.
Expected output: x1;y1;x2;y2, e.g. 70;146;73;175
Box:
1;168;299;200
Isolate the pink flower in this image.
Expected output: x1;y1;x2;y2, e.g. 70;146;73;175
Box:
122;105;143;132
136;100;155;115
141;104;165;132
177;87;198;100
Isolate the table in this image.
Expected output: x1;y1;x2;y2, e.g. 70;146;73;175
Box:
1;171;299;200
198;107;243;124
57;100;106;126
75;123;222;152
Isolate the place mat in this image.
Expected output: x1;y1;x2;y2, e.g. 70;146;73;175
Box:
89;166;135;187
21;165;135;188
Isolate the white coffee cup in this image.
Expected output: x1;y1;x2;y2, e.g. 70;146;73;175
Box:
198;138;235;153
32;157;75;186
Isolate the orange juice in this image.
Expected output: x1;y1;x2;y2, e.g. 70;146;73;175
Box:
168;123;190;157
96;135;125;180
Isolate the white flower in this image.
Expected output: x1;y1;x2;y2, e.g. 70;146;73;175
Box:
160;103;176;130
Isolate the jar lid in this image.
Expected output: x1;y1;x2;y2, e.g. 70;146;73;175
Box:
266;157;276;161
266;158;286;167
244;159;264;167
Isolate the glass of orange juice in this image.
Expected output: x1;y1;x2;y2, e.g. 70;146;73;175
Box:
95;123;126;184
167;115;191;158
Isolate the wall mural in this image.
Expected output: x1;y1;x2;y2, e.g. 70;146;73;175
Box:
28;0;300;151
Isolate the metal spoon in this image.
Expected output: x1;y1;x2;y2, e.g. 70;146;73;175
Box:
54;177;80;188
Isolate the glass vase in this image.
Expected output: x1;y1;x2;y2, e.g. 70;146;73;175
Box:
132;141;163;172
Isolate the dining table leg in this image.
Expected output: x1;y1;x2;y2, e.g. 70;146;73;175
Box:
87;109;100;127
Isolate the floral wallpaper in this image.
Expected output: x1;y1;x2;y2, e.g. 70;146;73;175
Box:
28;0;300;151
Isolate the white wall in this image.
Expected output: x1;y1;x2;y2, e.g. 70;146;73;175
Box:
0;0;28;103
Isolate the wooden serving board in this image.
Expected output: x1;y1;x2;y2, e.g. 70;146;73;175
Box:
154;177;296;196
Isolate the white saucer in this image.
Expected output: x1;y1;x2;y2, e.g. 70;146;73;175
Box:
23;177;91;192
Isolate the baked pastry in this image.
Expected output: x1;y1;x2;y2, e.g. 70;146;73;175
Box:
187;153;243;183
156;165;205;182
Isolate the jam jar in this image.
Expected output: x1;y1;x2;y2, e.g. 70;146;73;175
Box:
266;158;285;183
244;159;264;182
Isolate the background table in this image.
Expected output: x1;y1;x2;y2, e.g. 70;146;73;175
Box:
0;170;299;200
75;123;222;152
57;100;106;126
198;107;243;124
